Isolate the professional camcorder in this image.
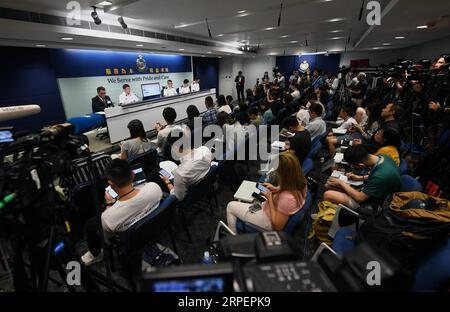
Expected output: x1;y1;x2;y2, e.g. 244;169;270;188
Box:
0;123;93;291
140;231;414;292
0;124;89;214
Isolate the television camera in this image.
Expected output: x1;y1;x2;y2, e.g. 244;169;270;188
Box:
0;122;95;291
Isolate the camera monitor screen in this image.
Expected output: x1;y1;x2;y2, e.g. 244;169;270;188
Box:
153;277;225;292
141;82;161;101
0;131;14;143
141;263;234;292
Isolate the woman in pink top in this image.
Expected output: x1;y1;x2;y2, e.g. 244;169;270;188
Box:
226;152;308;232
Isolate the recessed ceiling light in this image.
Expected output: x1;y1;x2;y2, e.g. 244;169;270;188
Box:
217;34;224;37
330;30;342;33
201;55;206;57
237;13;250;17
372;47;381;50
237;10;247;14
97;1;112;6
136;44;144;47
264;27;276;31
289;40;299;43
281;35;289;38
382;42;391;46
327;18;344;22
416;25;428;29
61;37;73;40
395;36;405;39
179;48;185;51
35;44;46;47
329;37;343;40
207;51;212;54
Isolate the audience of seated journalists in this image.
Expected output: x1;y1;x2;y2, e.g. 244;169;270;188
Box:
80;64;441;268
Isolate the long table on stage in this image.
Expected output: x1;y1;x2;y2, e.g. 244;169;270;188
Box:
104;88;216;143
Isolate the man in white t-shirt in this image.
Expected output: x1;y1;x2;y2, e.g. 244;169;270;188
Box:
326;104;357;157
155;107;182;153
119;84;140;105
192;78;201;92
290;83;301;100
179;79;191;94
159;127;212;201
81;159;163;266
163;80;178;97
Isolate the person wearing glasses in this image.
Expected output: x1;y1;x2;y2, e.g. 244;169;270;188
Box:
305;103;326;142
323;145;401;210
92;86;114;113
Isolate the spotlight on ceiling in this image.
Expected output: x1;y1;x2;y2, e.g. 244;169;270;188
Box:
118;16;128;29
91;7;102;25
97;1;112;6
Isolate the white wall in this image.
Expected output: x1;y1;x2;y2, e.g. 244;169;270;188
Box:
218;57;234;99
339;50;404;67
340;35;450;67
400;35;450;61
218;56;276;98
243;56;277;89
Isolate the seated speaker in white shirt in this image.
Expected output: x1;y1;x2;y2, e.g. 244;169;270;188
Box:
178;79;191;95
119;84;140;105
191;77;201;92
163;80;178;97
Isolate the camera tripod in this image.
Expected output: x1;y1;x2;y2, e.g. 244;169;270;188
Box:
5;188;99;292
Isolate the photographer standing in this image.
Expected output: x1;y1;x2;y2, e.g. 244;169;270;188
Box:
429;54;450;114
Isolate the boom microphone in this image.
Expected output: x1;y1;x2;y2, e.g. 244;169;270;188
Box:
0;105;41;122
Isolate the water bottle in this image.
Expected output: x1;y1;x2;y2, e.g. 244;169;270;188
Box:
201;251;213;265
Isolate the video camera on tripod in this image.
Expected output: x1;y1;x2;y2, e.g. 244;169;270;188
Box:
0;107;97;292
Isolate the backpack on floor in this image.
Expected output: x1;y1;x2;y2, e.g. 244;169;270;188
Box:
358;192;450;269
308;201;337;246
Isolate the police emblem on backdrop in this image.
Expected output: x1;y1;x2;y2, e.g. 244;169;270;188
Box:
136;55;147;73
299;60;310;73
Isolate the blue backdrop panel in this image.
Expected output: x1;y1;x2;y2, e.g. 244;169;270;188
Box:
0;47;66;131
276;54;341;77
49;49;192;78
192;57;219;93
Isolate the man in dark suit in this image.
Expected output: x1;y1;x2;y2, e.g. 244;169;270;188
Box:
92;86;114;113
234;71;245;103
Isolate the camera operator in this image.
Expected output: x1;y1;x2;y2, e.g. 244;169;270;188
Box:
428;54;450;114
347;72;368;106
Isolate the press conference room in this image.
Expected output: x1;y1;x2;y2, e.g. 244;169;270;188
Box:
0;0;450;300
